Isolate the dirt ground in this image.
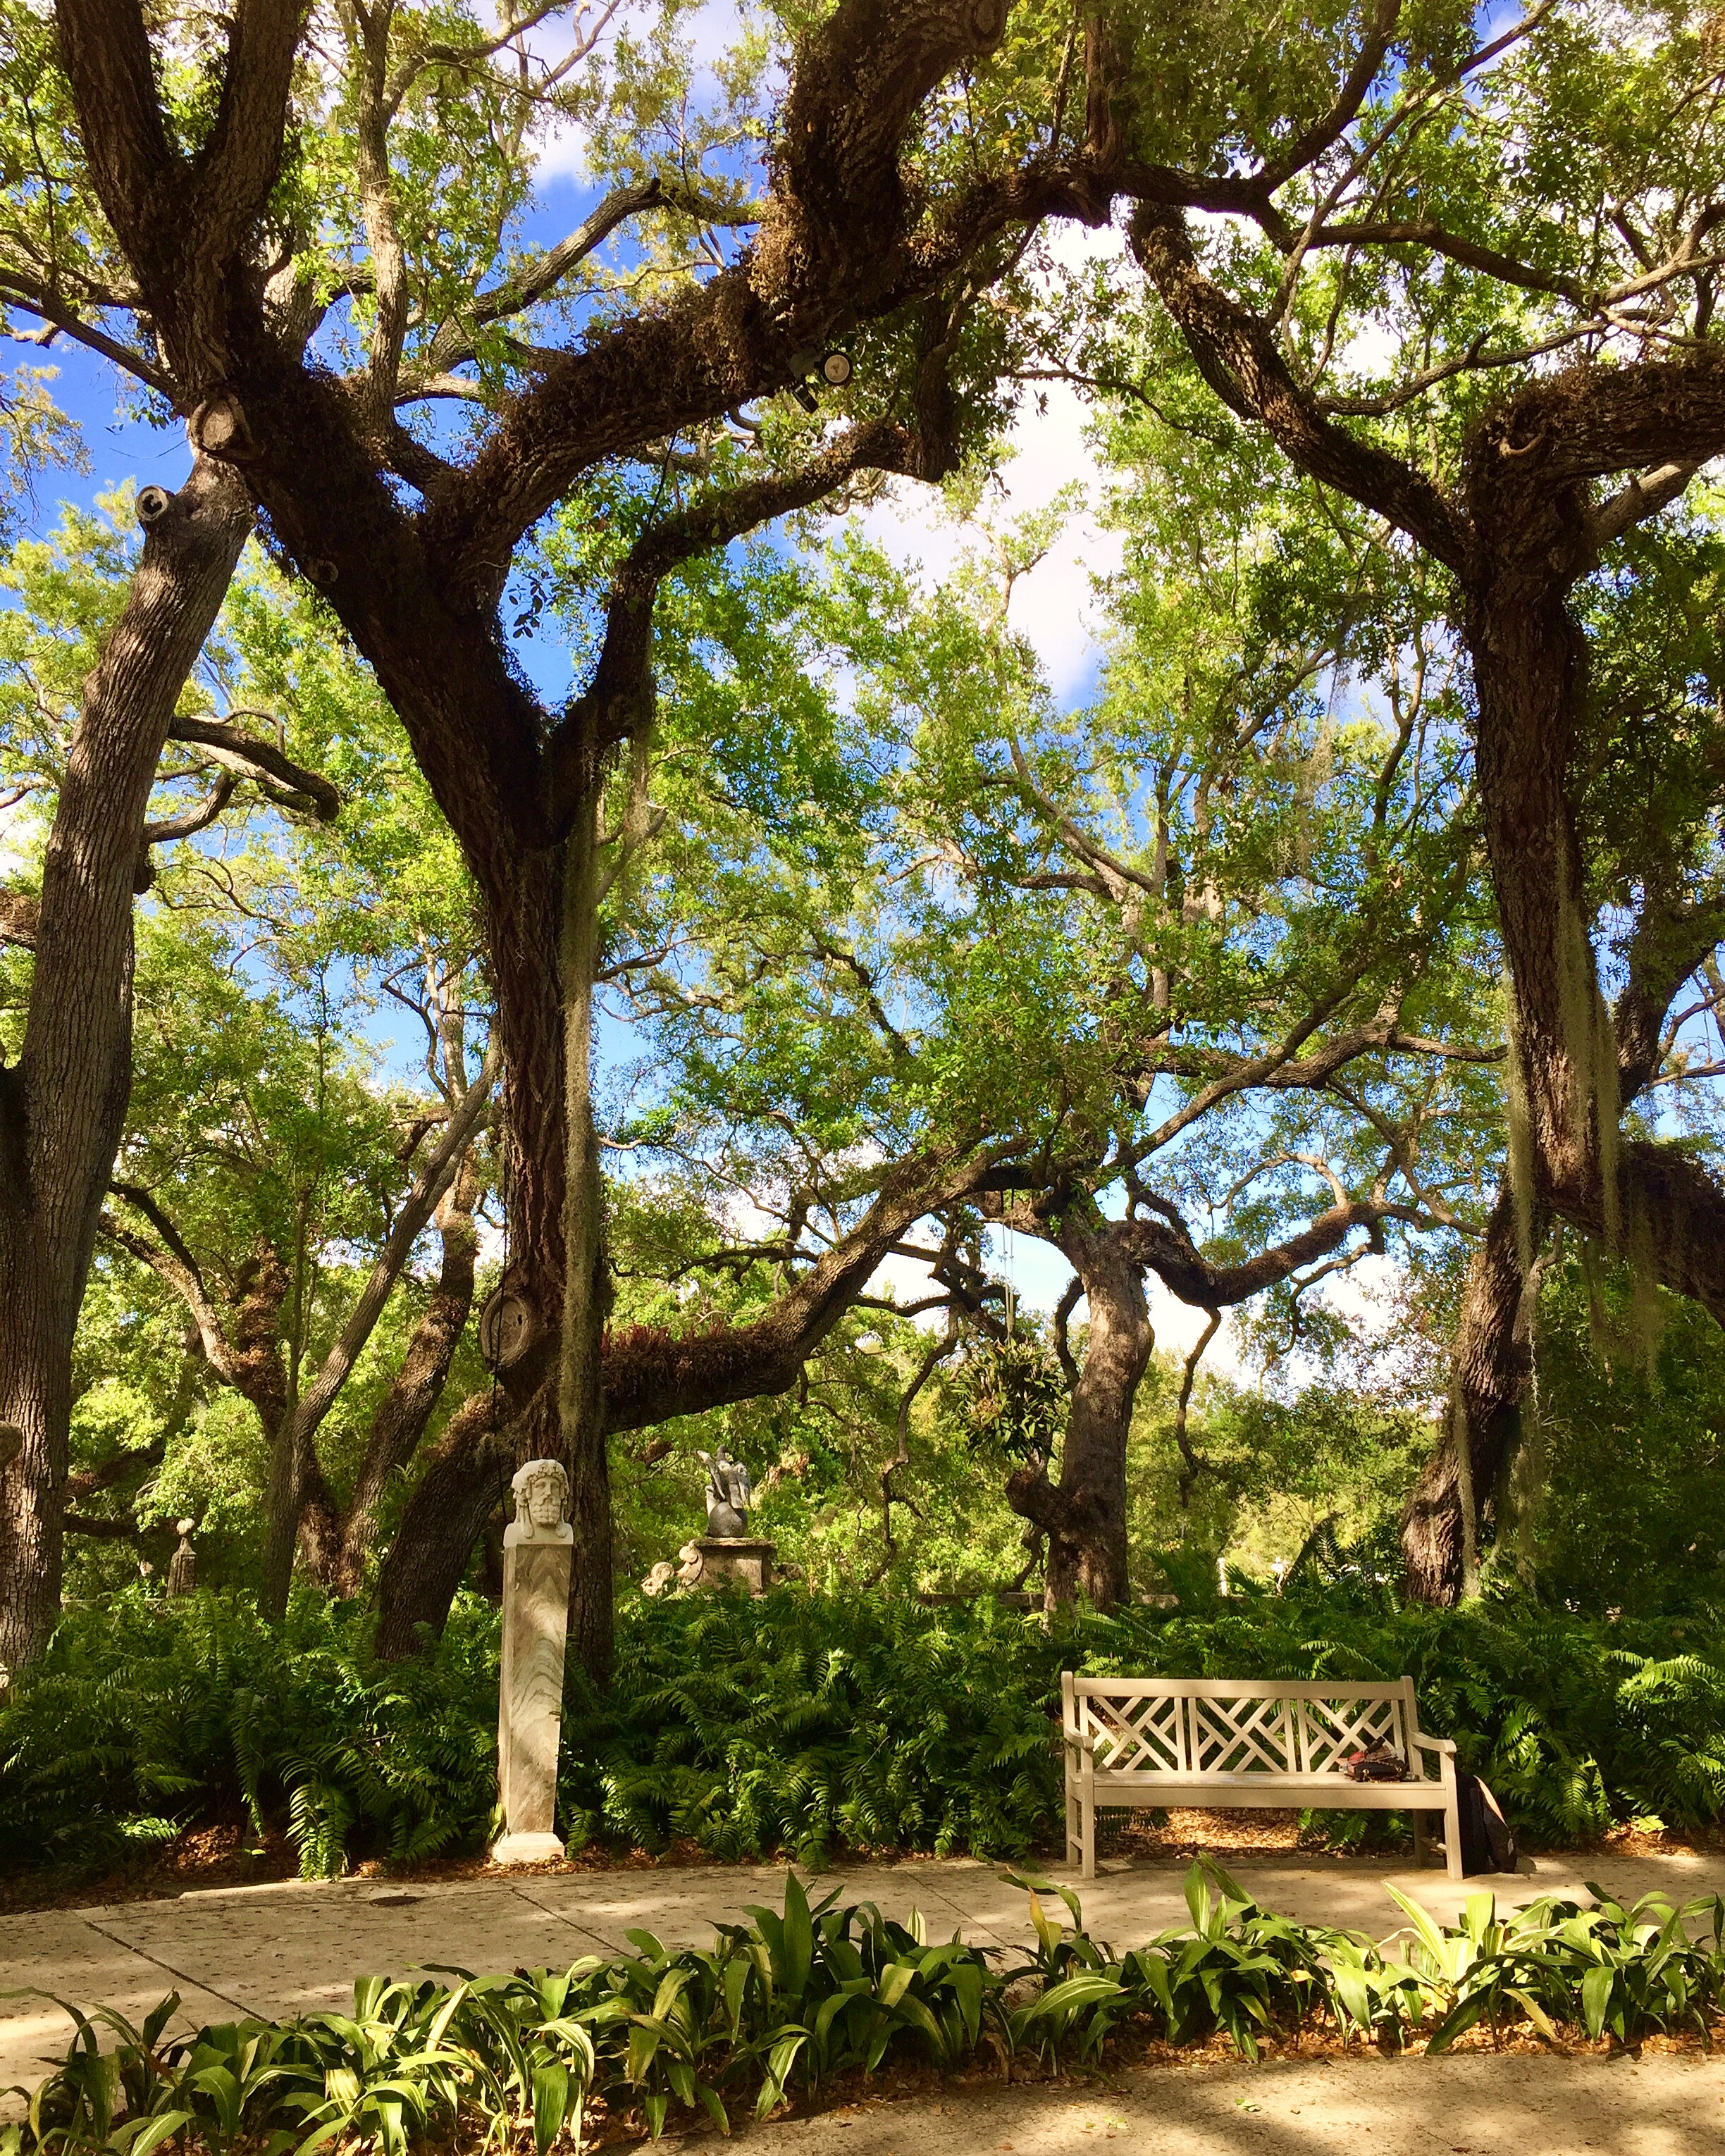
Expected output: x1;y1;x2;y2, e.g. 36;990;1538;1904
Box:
6;1808;1716;1918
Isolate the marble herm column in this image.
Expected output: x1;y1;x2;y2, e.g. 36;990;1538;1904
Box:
491;1458;574;1867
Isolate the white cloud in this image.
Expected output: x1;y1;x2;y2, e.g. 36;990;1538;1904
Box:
860;372;1121;707
859;222;1129;706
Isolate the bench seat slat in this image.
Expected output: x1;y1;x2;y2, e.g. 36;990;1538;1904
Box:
1073;1777;1442;1806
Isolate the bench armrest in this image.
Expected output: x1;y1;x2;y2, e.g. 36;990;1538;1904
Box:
1408;1731;1456;1756
1063;1727;1095;1756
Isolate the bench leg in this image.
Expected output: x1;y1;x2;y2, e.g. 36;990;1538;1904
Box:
1081;1768;1096;1881
1413;1807;1430;1869
1065;1783;1080;1869
1444;1793;1464;1882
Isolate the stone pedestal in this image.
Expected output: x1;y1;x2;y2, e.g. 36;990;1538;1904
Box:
491;1539;571;1865
693;1536;776;1594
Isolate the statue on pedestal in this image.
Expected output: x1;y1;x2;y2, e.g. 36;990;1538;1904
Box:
693;1446;774;1593
640;1449;777;1597
698;1444;753;1537
492;1457;572;1867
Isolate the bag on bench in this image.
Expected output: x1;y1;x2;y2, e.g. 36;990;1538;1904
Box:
1342;1740;1408;1783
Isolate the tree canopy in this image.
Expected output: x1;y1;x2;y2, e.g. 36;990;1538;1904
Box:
4;0;1725;1679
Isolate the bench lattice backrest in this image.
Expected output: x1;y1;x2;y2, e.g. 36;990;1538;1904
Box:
1070;1679;1416;1778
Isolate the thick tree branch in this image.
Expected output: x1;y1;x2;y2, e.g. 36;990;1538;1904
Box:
1584;461;1697;557
1129;203;1473;576
166;716;342;821
601;1138;1000;1433
1115;1195;1422;1308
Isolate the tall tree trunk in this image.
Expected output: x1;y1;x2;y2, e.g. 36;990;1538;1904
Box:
373;807;613;1673
557;793;613;1680
1401;1187;1546;1602
371;1383;519;1657
371;850;573;1662
0;460;249;1674
1008;1216;1153;1611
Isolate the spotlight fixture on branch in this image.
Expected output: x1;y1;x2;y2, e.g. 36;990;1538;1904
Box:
787;348;855;412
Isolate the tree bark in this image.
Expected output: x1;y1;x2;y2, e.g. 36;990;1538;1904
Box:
371;1384;518;1659
1400;1187;1545;1602
557;793;612;1679
1007;1212;1154;1611
0;459;249;1673
371;1133;1003;1658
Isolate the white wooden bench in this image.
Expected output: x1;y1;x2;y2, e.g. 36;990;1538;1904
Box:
1061;1673;1463;1881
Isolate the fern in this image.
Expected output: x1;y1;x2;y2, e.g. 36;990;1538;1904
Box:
7;1582;1725;1883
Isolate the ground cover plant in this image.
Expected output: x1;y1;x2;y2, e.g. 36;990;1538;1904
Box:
7;1866;1724;2156
5;1585;1724;1886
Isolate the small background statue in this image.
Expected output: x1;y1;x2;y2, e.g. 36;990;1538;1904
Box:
697;1444;753;1538
505;1458;573;1546
166;1519;197;1597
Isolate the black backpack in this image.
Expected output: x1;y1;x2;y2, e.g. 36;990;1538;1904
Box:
1454;1769;1519;1876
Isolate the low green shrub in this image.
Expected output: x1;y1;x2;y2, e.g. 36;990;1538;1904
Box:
7;1867;1723;2156
4;1582;1724;1881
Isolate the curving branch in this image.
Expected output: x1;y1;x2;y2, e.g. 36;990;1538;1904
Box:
545;409;960;833
165;716;342;821
600;1137;1003;1434
142;772;236;845
1128;202;1473;576
1115;1194;1424;1310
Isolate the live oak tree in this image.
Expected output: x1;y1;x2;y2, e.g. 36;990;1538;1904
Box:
592;456;1504;1611
1;503;504;1621
4;0;1473;1674
0;478;345;1668
1030;0;1725;1598
847;444;1502;1608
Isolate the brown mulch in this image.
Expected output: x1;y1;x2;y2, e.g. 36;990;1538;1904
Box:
1095;1805;1725;1869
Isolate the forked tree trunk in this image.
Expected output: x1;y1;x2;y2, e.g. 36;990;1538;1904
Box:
0;461;249;1673
372;806;615;1672
1008;1215;1153;1611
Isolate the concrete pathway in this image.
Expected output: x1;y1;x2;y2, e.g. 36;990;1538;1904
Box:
755;2050;1725;2155
4;1850;1723;2117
